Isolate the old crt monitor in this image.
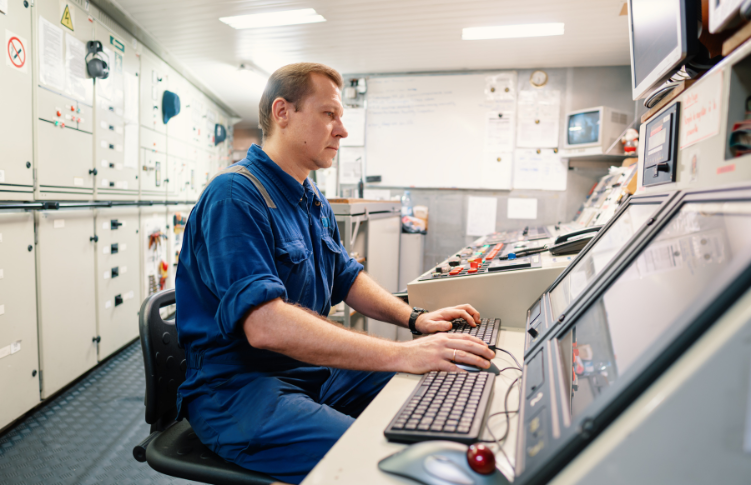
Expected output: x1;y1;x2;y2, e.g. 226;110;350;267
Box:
628;0;700;100
562;107;629;157
514;185;751;484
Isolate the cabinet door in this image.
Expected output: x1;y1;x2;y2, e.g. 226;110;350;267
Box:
166;205;192;290
36;210;97;398
94;208;140;360
365;215;401;340
140;207;169;301
0;212;40;428
0;2;34;194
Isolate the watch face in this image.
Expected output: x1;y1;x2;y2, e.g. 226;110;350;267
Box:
413;307;425;312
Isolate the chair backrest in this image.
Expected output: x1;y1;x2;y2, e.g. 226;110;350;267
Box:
139;289;187;430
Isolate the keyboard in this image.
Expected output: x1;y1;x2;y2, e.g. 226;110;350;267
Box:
449;318;501;349
384;371;495;445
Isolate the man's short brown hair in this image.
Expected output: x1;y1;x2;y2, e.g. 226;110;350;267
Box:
259;62;343;138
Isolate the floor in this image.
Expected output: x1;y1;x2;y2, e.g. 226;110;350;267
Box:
0;341;194;485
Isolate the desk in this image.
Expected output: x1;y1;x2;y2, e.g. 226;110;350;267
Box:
303;329;526;484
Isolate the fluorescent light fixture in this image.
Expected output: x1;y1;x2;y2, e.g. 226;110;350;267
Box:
219;8;326;29
462;22;564;40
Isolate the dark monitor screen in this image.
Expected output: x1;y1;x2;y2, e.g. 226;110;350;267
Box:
567;111;600;145
631;0;680;88
559;201;751;419
549;202;658;318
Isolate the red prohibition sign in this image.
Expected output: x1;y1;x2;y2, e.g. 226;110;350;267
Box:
7;37;26;68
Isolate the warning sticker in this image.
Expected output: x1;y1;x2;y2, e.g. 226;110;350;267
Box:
5;30;28;73
60;3;74;31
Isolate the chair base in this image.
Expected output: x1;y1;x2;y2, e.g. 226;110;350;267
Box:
145;419;280;485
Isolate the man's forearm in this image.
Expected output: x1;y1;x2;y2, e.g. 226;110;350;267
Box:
243;298;404;371
344;272;412;328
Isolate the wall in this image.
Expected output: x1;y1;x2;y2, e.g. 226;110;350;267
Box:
344;66;638;271
233;127;263;161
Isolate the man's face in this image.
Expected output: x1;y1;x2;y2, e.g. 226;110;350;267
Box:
284;73;348;171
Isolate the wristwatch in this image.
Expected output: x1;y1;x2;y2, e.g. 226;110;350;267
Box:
409;307;428;335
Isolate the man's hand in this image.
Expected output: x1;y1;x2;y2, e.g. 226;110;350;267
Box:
398;333;495;374
415;304;481;334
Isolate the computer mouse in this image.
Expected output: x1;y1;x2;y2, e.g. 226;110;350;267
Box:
378;441;509;485
456;361;501;375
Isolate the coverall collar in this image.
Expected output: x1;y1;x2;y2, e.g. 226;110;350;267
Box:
248;144;308;206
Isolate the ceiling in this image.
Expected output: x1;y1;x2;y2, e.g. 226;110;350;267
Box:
112;0;631;128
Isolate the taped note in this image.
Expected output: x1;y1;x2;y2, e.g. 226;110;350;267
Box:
516;90;561;148
485;111;514;152
38;17;65;91
0;346;9;360
466;196;497;237
65;32;86;100
681;71;722;149
508;198;538;220
513;149;568;191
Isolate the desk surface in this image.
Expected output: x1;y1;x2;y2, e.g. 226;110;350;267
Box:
302;329;525;485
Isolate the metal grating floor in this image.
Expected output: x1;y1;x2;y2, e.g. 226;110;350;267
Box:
0;341;194;485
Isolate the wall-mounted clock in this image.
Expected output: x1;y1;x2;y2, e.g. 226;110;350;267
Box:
530;70;548;88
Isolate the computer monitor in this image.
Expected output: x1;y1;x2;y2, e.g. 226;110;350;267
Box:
628;0;700;100
709;0;746;33
562;107;630;157
516;186;751;483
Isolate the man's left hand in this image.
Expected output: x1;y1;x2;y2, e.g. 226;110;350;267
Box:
415;304;481;334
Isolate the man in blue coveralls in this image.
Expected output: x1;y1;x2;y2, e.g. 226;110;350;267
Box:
175;63;495;484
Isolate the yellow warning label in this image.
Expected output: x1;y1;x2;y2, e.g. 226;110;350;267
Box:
61;5;74;31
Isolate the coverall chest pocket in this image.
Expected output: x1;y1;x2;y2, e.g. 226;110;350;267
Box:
274;238;312;285
320;235;342;278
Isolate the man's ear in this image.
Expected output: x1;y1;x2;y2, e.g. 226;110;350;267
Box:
272;97;290;130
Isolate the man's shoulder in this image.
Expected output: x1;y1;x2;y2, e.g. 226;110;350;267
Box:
202;161;273;210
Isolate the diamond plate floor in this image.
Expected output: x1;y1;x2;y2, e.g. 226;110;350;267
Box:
0;341;194;485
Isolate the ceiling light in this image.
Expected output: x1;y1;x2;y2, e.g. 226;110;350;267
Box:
219;8;326;30
462;22;565;40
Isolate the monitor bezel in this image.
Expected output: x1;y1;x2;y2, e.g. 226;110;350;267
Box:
563;107;604;150
517;184;751;484
628;0;690;101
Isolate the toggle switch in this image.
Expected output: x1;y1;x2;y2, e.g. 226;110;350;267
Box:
114;294;123;306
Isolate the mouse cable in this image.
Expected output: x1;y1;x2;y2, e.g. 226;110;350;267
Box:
496;348;522;370
482;376;521;476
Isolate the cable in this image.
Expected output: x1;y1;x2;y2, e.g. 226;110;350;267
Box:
480;376;522;475
496;348;522;370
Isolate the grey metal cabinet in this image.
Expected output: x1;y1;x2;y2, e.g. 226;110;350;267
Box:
35;209;97;398
94;207;140;361
0;211;40;428
0;2;34;199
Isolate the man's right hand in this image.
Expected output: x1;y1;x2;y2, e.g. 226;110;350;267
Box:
397;333;496;374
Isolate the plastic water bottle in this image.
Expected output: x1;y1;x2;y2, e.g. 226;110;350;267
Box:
401;190;414;217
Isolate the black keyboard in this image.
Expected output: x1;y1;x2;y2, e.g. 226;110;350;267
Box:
384;371;495;445
449;318;500;348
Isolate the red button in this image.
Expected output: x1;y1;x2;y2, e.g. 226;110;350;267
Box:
56;111;61;117
70;106;75;111
467;268;478;274
449;268;462;276
61;123;65;128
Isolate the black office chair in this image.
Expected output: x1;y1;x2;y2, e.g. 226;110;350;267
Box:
133;289;278;485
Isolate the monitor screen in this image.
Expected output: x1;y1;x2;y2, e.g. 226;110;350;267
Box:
549;202;658;318
567;111;600;146
630;0;680;88
559;201;751;419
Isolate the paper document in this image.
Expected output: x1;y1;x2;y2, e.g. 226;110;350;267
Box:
65;33;86;101
124;72;139;122
680;71;722;149
339;147;364;184
466;196;497;236
516;90;561;148
0;0;8;15
480;152;512;190
513;149;568;191
341;107;366;147
38;17;65;91
507;198;538;220
485;111;514;152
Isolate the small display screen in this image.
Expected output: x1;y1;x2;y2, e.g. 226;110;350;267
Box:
631;0;680;88
559;201;751;419
567;111;600;145
549;203;658;318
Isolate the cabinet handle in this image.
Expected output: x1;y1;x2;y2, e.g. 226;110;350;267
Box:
89;168;98;176
92;336;101;343
90;235;99;243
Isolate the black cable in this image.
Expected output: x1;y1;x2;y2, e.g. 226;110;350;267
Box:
496;348;522;370
480;376;521;475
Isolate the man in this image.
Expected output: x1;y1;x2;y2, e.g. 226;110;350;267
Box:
175;63;495;484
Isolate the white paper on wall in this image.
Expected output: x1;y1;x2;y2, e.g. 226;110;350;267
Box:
513;149;568;191
466;196;497;237
38;17;65;91
484;111;515;152
339;147;364;184
516;90;561;148
485;72;517;100
507;197;538;220
680;71;722;149
479;152;512;190
0;0;8;15
65;32;86;101
341;107;366;147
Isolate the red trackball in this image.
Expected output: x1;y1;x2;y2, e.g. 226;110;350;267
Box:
467;443;495;475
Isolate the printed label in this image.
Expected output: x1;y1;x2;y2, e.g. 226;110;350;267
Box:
0;269;4;279
73;177;84;186
105;300;111;309
10;340;20;354
121;266;127;273
103;246;110;254
53;219;65;228
103;271;110;279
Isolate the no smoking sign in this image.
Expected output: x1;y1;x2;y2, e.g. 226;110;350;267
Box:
5;30;28;74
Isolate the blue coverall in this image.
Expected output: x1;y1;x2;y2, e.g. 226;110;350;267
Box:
175;144;394;484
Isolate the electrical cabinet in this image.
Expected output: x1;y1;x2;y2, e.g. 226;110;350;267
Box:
139;48;167;135
93;207;140;360
165;204;192;290
34;0;95;199
140;206;169;301
0;211;40;429
139;127;166;199
35;209;97;398
0;0;34;199
93;20;139;200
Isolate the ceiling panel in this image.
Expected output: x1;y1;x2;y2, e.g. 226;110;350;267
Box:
113;0;631;127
